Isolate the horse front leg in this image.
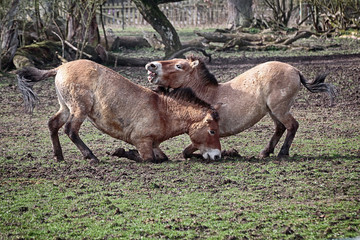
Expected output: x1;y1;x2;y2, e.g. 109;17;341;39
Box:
135;139;156;163
182;144;202;159
153;147;169;163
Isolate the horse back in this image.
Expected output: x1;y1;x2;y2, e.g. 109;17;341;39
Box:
228;61;300;92
55;59;161;143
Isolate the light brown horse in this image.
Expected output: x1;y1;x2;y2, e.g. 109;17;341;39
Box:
145;56;336;158
17;59;221;164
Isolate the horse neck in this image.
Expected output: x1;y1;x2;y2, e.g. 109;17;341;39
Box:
186;75;218;103
159;97;205;136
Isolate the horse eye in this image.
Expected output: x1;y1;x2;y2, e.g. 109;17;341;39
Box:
175;64;182;69
208;130;216;135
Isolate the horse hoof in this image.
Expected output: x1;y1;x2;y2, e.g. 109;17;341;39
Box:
54;156;64;162
259;154;270;159
152;157;168;164
277;154;289;160
111;148;126;157
89;158;99;165
222;148;241;158
259;150;271;159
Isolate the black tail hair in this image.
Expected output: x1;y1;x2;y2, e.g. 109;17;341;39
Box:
17;67;57;113
299;72;336;106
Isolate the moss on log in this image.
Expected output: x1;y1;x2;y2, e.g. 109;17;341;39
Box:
13;41;64;68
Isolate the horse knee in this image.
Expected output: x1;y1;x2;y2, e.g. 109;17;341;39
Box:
288;120;299;134
183;144;197;158
276;123;286;133
64;122;73;138
135;141;156;162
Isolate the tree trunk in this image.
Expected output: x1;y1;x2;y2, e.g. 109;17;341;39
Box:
66;1;100;48
0;0;20;71
227;0;253;29
264;0;297;27
132;0;182;58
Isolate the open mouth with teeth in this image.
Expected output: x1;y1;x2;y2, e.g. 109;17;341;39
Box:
147;70;158;83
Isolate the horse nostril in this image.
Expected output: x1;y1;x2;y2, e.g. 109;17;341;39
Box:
214;155;220;160
150;63;156;69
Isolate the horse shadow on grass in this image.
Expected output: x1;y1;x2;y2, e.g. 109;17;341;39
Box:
179;150;360;164
108;147;359;165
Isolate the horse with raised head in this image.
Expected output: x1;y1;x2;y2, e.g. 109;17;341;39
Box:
17;59;221;164
145;57;336;158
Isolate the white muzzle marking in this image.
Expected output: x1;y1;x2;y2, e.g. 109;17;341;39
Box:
145;62;162;84
202;149;221;160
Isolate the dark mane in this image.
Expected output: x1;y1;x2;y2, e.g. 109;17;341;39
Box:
166;88;210;108
187;56;218;86
165;88;219;121
164;88;211;108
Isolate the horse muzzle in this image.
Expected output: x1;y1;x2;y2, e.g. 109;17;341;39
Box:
145;62;161;84
202;149;221;160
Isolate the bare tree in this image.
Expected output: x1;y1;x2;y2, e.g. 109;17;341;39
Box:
132;0;182;58
263;0;299;27
0;0;20;71
305;0;360;32
66;0;101;47
227;0;253;29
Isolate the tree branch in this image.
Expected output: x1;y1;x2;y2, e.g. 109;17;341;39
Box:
156;0;184;4
167;47;211;62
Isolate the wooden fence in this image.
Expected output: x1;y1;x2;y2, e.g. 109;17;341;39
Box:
97;0;227;28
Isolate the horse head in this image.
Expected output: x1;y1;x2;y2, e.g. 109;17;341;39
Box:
145;56;218;89
188;107;221;160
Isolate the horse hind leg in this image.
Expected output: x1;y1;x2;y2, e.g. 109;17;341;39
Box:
272;112;299;158
48;106;70;161
259;113;286;158
64;111;99;165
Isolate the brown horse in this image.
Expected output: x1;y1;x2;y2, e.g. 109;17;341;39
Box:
145;56;336;158
17;59;221;164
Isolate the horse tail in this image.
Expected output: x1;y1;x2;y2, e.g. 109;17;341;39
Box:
17;66;57;113
299;72;336;106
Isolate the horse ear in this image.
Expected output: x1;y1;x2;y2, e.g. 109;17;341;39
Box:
205;118;213;123
190;60;199;68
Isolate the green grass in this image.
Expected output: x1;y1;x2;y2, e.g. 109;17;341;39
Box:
1;156;359;239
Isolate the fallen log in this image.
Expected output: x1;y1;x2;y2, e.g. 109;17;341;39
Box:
196;29;319;51
13;40;151;69
195;31;275;43
283;31;314;45
109;36;151;50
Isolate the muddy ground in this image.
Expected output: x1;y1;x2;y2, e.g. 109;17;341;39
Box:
1;52;360;239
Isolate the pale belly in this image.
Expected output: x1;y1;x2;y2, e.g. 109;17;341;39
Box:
217;99;268;137
211;83;269;137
